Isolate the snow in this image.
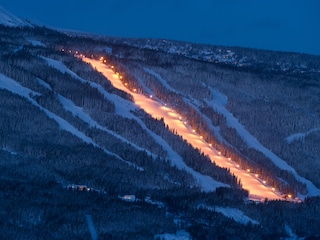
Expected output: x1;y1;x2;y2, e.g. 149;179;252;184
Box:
42;56;84;82
79;57;320;198
43;57;155;156
83;58;280;199
0;5;32;27
83;57;228;192
0;72;143;170
119;195;136;202
0;147;17;155
144;196;165;208
42;56;137;119
213;206;259;225
284;224;298;239
0;73;94;145
27;39;45;47
210;88;227;107
155;230;191;240
58;94;95;128
43;107;96;145
37;78;52;90
85;214;98;240
143;67;178;94
57;94;152;163
0;73;40;98
83;58;287;199
205;87;320;197
286;128;320;144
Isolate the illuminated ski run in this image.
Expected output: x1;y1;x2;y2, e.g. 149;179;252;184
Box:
83;57;285;201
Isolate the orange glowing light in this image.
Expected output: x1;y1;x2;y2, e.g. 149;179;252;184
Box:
209;144;212;147
247;169;250;172
255;174;259;177
288;194;292;198
263;181;266;184
149;95;152;98
81;57;287;202
272;188;275;191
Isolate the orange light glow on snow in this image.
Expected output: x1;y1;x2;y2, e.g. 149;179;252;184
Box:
82;57;289;202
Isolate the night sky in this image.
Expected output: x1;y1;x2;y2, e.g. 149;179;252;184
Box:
1;0;319;55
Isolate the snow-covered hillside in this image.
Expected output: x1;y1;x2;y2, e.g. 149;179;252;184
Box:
0;5;32;27
1;9;320;239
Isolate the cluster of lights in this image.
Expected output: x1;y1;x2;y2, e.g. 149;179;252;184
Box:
150;95;292;201
109;64;141;94
82;55;297;202
241;167;294;198
99;56;107;63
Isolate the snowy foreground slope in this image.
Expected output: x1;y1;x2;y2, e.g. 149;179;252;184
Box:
1;9;320;238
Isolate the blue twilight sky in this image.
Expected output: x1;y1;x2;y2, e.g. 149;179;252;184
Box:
1;0;319;55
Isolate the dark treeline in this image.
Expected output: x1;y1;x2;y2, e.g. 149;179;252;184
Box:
0;24;320;239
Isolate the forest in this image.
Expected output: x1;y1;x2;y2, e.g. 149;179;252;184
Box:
0;24;320;239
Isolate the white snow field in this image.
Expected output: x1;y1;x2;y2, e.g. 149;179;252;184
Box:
0;5;32;27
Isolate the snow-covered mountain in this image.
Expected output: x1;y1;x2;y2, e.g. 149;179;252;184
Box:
1;6;320;239
0;5;32;27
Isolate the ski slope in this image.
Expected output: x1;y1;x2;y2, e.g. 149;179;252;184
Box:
42;56;226;191
83;57;287;201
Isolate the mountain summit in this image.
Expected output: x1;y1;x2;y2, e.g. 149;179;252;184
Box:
0;5;32;27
